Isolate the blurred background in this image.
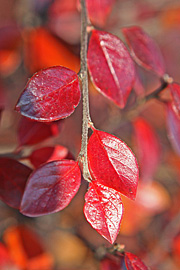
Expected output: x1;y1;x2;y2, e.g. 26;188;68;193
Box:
0;0;180;269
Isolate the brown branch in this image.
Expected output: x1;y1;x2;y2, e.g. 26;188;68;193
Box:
78;0;93;182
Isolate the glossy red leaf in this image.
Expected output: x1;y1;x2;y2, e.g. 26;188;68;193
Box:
169;83;180;116
88;129;139;200
122;26;165;76
15;66;81;122
86;0;116;28
166;102;180;155
84;182;123;244
133;118;160;181
125;252;149;270
29;145;73;168
18;116;62;146
20;160;81;217
87;30;135;108
0;158;32;209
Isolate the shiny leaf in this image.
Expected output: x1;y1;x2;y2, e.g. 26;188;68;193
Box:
122;26;166;76
15;66;81;122
88;129;139;200
18;116;62;146
29;145;73;168
0;158;32;209
84;182;123;244
125;252;149;270
133;117;160;181
87;30;135;108
20;160;81;217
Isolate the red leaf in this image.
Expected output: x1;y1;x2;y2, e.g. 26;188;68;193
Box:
133;118;160;181
166;102;180;155
23;27;80;74
29;145;73;168
86;0;116;28
87;129;139;200
48;0;81;44
15;66;81;122
84;182;123;244
122;26;165;76
100;257;123;270
87;30;135;108
125;252;149;270
18;116;62;146
0;243;10;266
133;66;144;97
169;82;180;116
0;158;32;209
20;160;81;217
3;225;53;270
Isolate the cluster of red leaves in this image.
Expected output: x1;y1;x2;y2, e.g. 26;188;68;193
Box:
1;3;180;270
1;14;172;248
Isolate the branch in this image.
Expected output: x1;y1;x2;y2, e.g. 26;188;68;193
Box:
125;76;170;119
78;0;92;182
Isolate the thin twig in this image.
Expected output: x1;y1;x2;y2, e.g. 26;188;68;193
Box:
125;77;169;119
78;0;92;182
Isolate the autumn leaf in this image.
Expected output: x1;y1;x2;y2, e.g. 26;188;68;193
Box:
84;181;123;244
88;129;139;200
20;160;81;217
15;66;81;122
87;30;135;108
122;26;165;76
17;116;62;146
0;158;32;209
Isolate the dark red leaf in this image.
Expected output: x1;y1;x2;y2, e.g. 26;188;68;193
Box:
86;0;116;28
133;118;160;181
18;116;62;146
169;83;180;116
125;252;149;270
87;30;135;108
100;256;123;270
20;160;81;217
88;129;139;200
15;66;81;122
0;158;32;209
29;145;73;168
84;182;123;244
166;102;180;155
122;26;165;76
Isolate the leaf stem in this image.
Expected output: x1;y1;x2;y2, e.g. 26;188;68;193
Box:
78;0;92;182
